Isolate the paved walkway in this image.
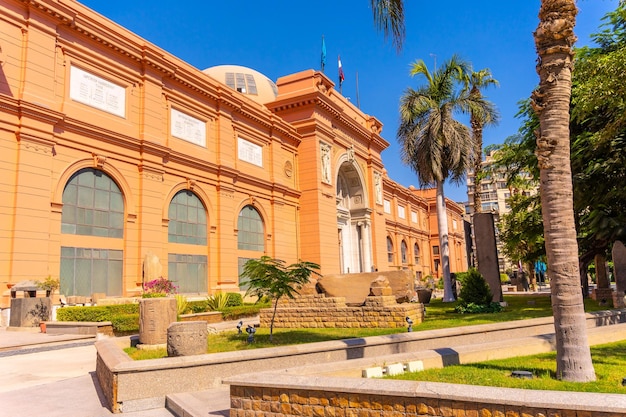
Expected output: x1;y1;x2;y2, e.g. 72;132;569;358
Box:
0;318;255;417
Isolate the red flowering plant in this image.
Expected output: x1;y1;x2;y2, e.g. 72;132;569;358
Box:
142;277;178;298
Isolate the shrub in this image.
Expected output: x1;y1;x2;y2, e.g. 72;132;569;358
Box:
175;294;188;315
206;292;231;311
455;302;503;314
110;313;139;334
456;268;493;312
220;303;270;320
500;273;510;284
143;277;177;297
226;292;243;307
56;304;140;333
187;300;208;314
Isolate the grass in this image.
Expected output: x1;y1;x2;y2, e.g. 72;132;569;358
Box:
385;339;626;394
124;294;611;359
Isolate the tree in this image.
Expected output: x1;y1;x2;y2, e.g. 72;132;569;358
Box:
397;55;492;302
464;68;499;214
370;0;405;52
532;0;595;381
240;256;320;341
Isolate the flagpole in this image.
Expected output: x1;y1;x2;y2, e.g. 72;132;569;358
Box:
321;35;326;73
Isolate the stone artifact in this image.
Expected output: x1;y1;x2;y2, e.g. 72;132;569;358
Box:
9;280;52;327
316;270;412;305
143;251;163;282
167;321;208;357
595;253;609;289
139;297;177;346
369;276;392;296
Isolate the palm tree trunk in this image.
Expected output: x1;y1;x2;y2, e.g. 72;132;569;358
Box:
435;180;454;302
533;0;595;381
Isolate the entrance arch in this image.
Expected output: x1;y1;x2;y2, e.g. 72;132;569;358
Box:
336;159;373;274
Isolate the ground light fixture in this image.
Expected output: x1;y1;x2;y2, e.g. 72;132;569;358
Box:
405;316;413;332
236;321;243;334
246;325;256;343
511;370;533;379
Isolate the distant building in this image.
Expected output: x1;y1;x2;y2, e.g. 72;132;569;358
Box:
0;0;466;308
465;151;536;273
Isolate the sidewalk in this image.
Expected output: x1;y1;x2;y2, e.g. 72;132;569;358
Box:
0;317;257;417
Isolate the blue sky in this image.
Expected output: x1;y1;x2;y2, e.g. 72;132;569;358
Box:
80;0;618;202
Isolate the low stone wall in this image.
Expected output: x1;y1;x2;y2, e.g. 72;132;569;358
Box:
260;295;424;329
44;321;113;336
179;311;222;324
227;373;626;417
95;310;626;412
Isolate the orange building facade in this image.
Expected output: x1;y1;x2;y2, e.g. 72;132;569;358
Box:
0;0;467;308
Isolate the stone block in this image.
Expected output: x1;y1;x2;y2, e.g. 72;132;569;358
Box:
362;367;384;378
405;360;424;373
384;363;405;376
167;321;208;357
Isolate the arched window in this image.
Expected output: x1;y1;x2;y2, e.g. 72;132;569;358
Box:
401;240;408;264
386;237;394;264
414;243;420;265
167;190;207;294
61;168;124;237
168;190;207;245
238;205;264;251
60;168;123;297
237;205;265;291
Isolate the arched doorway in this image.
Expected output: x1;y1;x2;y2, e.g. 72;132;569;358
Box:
336;160;373;274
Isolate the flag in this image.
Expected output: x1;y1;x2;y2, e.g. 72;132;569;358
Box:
321;36;327;72
338;55;345;85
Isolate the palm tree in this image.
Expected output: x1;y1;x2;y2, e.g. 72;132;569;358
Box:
370;0;405;52
533;0;595;381
465;68;499;214
398;56;491;302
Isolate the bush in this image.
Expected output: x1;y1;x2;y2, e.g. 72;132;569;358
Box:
226;292;243;307
220;303;270;320
110;313;139;334
187;300;208;314
455;302;503;314
206;292;231;311
456;268;493;312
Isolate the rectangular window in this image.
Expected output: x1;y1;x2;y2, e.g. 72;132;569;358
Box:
383;199;391;214
238;257;253;291
411;211;418;223
398;205;405;219
168;254;208;294
60;247;123;297
432;246;440;255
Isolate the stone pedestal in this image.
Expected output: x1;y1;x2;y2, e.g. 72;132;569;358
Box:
9;297;51;327
139;297;177;346
167;321;208;357
612;241;626;300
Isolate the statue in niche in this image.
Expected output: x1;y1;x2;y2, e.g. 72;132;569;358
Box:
321;143;331;184
374;171;382;205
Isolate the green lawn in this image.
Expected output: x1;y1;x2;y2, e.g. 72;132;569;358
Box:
125;294;609;359
385;339;626;394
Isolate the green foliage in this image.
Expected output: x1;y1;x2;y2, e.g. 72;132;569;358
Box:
500;273;510;284
206;292;231;311
455;302;503;314
110;313;139;334
38;275;60;292
240;256;321;341
220;303;271;321
56;304;140;334
175;294;188;316
56;304;139;321
456;268;493;312
187;300;209;314
141;292;167;298
226;292;243;307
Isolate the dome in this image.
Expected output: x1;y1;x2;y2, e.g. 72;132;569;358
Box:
202;65;278;105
